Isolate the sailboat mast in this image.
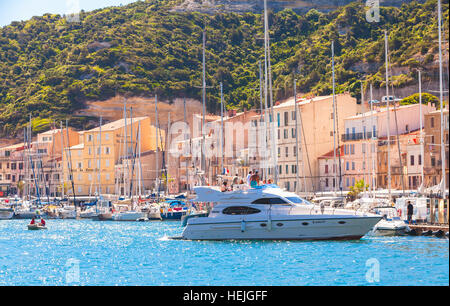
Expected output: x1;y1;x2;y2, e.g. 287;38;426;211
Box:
138;122;142;197
370;84;376;199
98;116;102;197
258;61;266;181
183;97;189;192
438;0;446;197
294;79;300;194
166;112;171;196
201;28;207;184
332;41;337;195
362;82;367;190
419;70;425;191
155;95;159;202
130;107;133;198
264;0;277;184
220;82;224;178
384;30;392;202
66;119;76;211
123;99;127;196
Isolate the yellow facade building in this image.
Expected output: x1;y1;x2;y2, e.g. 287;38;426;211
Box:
63;116;164;196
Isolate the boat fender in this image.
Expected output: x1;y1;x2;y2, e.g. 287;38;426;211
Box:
241;220;246;232
397;209;401;217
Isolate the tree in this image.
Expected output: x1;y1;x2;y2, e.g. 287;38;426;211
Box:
347;179;369;202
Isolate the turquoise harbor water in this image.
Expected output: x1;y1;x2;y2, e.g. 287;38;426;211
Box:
0;219;448;286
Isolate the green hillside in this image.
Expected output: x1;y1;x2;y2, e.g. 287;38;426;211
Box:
0;0;448;136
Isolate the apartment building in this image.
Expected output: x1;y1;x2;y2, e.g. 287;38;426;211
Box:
63;116;164;196
423;108;449;189
273;93;358;192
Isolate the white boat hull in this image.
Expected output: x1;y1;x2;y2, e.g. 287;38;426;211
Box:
112;211;146;221
181;215;381;240
59;210;77;219
373;220;410;236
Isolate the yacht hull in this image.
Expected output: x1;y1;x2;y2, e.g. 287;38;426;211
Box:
0;211;14;220
181;216;381;241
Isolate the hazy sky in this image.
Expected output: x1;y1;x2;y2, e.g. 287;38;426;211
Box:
0;0;138;27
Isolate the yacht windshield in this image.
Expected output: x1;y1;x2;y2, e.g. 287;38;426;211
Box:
286;197;312;205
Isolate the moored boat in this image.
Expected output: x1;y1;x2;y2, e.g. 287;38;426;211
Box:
0;207;14;220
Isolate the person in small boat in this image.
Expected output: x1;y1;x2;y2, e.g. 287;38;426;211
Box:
249;170;260;188
30;217;35;225
40;218;46;226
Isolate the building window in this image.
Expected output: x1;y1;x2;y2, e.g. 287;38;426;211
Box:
430;117;434;128
105;147;110;154
431;156;436;167
325;164;329;174
105;159;110;167
285;147;288;157
88;134;92;141
325;178;329;187
410;155;415;166
284;129;288;139
418;154;422;165
277;113;280;127
284;111;289;126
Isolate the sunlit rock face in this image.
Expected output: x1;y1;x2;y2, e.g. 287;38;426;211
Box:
171;0;421;14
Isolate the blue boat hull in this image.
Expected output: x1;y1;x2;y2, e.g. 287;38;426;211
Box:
161;211;188;220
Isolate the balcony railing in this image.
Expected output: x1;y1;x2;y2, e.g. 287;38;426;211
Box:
341;131;376;141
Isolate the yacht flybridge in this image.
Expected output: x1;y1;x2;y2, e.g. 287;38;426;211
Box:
178;185;382;240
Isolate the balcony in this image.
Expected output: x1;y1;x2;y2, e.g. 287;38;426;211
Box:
342;131;376;142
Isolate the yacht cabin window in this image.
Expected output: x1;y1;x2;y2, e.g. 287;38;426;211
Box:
222;206;261;215
251;198;289;205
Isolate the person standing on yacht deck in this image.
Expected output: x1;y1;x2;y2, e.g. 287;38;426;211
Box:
232;174;240;189
246;171;253;186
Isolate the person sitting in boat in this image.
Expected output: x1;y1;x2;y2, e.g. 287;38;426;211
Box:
30;217;35;225
221;181;230;192
40;218;46;226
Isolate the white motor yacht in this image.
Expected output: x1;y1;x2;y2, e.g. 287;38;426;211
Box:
178;185;382;240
